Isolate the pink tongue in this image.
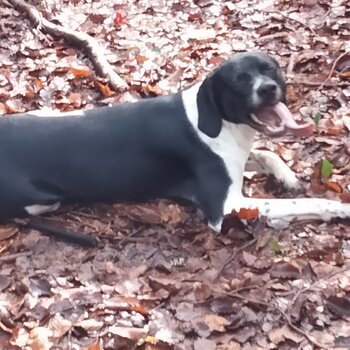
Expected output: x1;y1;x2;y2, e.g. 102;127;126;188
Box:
273;102;315;137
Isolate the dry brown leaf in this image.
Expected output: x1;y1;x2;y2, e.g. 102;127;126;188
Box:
95;81;114;97
48;313;72;338
0;226;18;241
28;327;53;350
194;338;216;350
232;208;259;220
242;251;257;267
35;79;44;92
340;192;350;203
76;319;104;332
144;335;159;344
323;180;342;193
107;326;148;340
0;102;6;115
87;344;100;350
203;314;230;332
268;325;303;344
193;282;212;302
270;261;302;280
67;92;82;108
136;55;149;64
327;295;350;317
0;275;11;293
10;327;29;347
70;65;91;78
5;100;26;114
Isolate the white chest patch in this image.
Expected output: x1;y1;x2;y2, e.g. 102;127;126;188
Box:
181;83;256;228
181;83;256;197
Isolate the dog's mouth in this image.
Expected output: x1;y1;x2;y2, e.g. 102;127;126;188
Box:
249;102;315;137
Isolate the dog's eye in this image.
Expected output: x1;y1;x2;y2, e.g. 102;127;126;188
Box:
260;64;274;73
237;72;251;81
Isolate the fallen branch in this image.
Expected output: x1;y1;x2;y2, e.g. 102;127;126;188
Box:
8;0;129;93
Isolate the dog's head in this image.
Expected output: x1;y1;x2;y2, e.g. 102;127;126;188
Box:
196;51;314;138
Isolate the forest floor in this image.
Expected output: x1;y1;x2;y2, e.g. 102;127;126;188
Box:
0;0;349;349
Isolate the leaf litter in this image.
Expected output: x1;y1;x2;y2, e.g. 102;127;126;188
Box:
0;0;350;349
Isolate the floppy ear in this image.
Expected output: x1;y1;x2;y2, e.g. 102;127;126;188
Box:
196;77;222;138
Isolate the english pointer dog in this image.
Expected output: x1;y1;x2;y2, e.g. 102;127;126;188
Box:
1;51;349;231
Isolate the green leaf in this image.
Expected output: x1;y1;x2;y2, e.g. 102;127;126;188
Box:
269;238;282;255
314;112;322;125
321;159;333;178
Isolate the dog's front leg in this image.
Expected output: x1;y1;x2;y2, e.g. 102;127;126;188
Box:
246;150;301;190
226;196;350;229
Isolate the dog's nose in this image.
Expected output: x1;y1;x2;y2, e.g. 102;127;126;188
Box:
258;83;277;99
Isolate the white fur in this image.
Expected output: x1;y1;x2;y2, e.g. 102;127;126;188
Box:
248;150;300;190
251;76;264;106
24;202;61;216
182;83;256;229
181;83;350;230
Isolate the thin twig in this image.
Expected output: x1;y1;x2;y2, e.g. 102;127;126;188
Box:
0;251;31;262
263;10;320;38
316;51;350;93
274;299;327;349
215;237;258;279
291;264;350;306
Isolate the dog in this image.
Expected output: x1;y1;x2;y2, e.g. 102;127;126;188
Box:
1;51;349;231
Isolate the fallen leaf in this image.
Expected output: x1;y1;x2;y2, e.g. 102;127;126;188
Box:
107;326;148;340
232;208;259;220
10;327;29;347
327;295;350;317
0;226;18;241
136;55;149;64
70;65;91;78
268;325;303;344
95;81;114;97
242;251;257;267
323;180;342;193
87;344;100;350
114;12;127;26
194;338;216;350
0;275;11;292
193;282;212;302
321;159;333;178
203;314;230;332
270;261;302;279
28;327;53;350
76;319;104;332
269;238;282;255
48;313;72;337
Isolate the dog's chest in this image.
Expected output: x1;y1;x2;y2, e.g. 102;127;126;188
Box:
203;122;256;188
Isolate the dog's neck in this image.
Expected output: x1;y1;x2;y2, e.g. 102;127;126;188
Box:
181;82;256;162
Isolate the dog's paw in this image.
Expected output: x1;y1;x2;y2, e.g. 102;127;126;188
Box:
208;220;222;233
281;174;303;191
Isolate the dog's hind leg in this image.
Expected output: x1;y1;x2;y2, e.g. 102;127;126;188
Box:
0;178;63;220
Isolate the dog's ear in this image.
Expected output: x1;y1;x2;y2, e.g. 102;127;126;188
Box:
196;77;222;138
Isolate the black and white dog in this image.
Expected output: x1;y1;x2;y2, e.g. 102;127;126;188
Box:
1;51;349;230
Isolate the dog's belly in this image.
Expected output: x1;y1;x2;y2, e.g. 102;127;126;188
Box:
0;153;192;214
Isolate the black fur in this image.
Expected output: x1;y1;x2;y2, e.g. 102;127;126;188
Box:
0;52;286;226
